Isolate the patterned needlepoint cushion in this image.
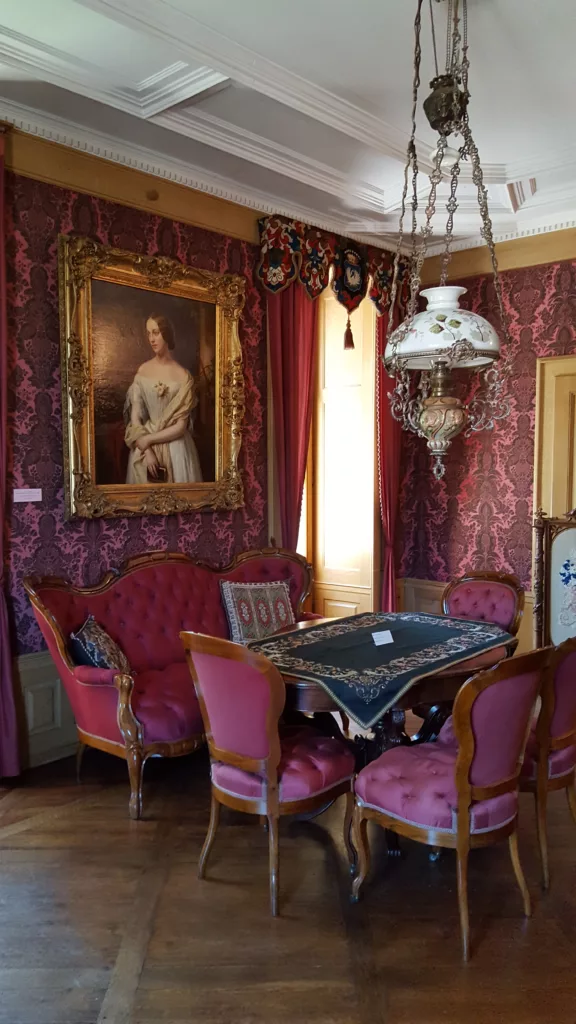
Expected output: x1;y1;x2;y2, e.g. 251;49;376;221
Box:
69;615;131;673
220;579;295;644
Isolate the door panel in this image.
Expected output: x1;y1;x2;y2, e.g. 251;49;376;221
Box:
312;293;380;613
534;356;576;517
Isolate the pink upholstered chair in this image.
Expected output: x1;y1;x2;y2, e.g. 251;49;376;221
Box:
520;636;576;889
180;631;355;916
350;648;550;960
442;570;525;640
412;571;525;742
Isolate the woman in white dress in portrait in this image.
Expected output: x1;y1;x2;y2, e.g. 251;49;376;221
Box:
124;314;203;484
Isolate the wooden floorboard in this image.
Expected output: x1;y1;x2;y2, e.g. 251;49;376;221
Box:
1;747;575;1023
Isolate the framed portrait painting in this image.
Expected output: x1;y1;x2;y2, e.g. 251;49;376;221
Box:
58;236;246;517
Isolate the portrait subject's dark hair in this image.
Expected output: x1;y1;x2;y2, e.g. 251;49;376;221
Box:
146;313;175;350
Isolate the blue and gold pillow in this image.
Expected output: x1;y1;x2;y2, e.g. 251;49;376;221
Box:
69;615;131;673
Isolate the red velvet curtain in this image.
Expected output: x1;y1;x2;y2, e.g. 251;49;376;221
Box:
0;130;19;777
268;286;318;551
376;312;401;612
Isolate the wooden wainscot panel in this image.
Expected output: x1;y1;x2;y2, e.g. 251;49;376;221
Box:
313;584;374;618
14;651;77;768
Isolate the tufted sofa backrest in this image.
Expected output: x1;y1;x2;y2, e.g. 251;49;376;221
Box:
442;572;524;635
29;551;310;674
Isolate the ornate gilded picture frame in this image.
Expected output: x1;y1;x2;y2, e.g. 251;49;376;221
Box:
533;509;576;647
59;236;246;518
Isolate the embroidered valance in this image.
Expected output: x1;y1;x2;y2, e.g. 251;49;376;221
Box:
257;215;409;321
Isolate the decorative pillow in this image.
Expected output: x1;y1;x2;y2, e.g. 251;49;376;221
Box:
69;615;131;673
220;579;296;644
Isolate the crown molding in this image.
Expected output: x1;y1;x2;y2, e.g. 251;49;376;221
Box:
0;98;401;250
0;26;228;118
425;220;576;258
77;0;434;169
5;98;573;259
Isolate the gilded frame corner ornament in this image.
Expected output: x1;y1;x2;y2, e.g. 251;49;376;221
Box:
58;235;246;518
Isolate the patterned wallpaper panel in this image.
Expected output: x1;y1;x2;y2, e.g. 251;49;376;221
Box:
397;260;576;588
5;174;268;654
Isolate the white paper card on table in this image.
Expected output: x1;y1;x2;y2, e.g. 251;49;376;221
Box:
372;629;394;646
13;488;42;503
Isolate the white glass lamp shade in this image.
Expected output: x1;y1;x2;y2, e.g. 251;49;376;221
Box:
384;285;501;370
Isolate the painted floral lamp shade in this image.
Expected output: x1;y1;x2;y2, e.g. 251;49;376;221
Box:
551;528;576;645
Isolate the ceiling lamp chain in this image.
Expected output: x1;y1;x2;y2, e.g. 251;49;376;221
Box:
384;0;512;479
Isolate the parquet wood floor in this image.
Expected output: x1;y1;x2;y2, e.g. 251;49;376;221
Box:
1;746;575;1024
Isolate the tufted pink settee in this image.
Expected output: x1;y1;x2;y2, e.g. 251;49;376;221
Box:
23;548;316;818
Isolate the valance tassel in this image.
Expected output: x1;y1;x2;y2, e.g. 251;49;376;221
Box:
344;316;354;350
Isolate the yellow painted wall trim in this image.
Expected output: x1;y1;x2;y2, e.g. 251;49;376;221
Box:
4;129;260;244
421;228;576;285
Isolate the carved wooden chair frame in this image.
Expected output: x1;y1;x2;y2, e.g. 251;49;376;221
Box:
350;647;550;960
180;630;354;916
520;635;576;889
441;569;526;638
23;546;313;820
411;570;523;743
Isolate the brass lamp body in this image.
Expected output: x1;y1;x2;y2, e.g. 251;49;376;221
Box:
418;361;467;476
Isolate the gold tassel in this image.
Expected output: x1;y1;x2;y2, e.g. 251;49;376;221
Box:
344;315;354;350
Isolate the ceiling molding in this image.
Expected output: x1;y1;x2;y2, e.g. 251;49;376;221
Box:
77;0;434;169
4;96;574;257
0;98;401;249
0;26;227;118
506;145;576;183
425;219;576;257
135;68;229;118
134;60;187;91
0;26;132;101
154;107;389;212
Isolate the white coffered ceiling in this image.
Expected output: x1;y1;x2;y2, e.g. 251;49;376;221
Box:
0;0;575;251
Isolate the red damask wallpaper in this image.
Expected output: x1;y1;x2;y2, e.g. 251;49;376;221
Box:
397;259;576;588
5;173;268;654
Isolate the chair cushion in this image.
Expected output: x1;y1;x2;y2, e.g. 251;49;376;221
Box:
220;579;295;643
355;744;517;834
69;615;131;673
211;729;354;802
447;581;518;631
520;727;576;782
131;662;203;744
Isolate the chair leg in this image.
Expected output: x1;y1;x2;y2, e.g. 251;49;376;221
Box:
566;779;576;826
75;741;86;784
456;838;471;962
534;785;550;890
339;711;350;737
259;815;269;832
508;829;532;918
198;793;221;880
351;807;371;902
268;814;280;917
343;790;356;873
126;746;144;820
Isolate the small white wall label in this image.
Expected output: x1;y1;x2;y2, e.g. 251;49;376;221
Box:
13;488;42;503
